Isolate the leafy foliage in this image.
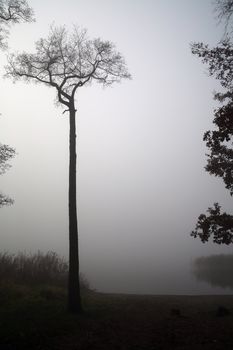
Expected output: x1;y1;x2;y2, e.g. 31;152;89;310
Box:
191;7;233;244
191;40;233;91
191;41;233;193
191;41;233;195
203;101;233;194
191;203;233;244
0;143;15;207
0;193;13;207
0;143;15;174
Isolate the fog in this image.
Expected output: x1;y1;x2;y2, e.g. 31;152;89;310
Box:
0;0;232;294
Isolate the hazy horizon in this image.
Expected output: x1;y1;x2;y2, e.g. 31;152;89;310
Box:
0;0;232;295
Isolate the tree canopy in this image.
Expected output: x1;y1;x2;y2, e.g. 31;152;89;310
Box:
5;25;131;107
192;40;233;194
191;203;233;244
0;0;33;22
0;0;34;48
0;143;15;174
214;0;233;29
191;13;233;244
0;143;15;207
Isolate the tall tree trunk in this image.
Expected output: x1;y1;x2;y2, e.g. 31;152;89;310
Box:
68;105;82;313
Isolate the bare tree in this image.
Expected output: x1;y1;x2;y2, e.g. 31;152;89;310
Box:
0;0;34;48
5;25;131;313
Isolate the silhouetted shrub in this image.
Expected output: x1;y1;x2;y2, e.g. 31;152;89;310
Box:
0;251;90;291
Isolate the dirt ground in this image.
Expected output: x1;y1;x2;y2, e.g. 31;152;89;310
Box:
41;293;233;350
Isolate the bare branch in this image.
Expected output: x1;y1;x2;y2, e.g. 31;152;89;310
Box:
0;0;34;22
0;0;35;49
214;0;233;24
5;25;131;109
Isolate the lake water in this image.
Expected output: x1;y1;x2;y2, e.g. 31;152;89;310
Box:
84;255;233;295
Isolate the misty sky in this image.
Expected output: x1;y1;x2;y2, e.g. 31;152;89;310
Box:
0;0;232;294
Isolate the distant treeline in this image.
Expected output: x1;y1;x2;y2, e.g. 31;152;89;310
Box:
193;254;233;289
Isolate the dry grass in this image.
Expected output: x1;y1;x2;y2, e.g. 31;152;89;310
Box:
0;251;89;290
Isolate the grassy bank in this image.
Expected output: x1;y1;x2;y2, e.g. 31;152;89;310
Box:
1;252;233;349
0;251;91;348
